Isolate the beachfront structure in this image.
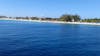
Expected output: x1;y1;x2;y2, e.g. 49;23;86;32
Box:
71;19;75;22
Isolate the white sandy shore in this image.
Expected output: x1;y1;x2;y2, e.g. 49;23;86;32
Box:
0;18;100;25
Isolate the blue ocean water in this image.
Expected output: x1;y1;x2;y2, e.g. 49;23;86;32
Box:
0;20;100;56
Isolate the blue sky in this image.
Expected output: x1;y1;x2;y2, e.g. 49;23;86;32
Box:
0;0;100;18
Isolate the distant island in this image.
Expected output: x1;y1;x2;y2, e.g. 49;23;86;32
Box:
0;14;100;25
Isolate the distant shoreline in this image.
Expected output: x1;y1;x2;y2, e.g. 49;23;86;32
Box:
0;18;100;25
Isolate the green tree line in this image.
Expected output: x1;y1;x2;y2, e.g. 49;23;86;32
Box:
81;18;100;22
0;14;100;22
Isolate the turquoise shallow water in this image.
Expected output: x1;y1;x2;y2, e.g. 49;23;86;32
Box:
0;20;100;56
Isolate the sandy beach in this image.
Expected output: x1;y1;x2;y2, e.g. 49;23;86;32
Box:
0;18;100;25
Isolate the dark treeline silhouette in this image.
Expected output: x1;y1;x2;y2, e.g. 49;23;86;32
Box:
0;14;100;22
59;14;80;22
81;18;100;22
0;16;8;18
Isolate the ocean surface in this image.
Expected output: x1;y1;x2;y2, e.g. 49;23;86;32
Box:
0;20;100;56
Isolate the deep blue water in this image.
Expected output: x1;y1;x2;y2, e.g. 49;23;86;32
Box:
0;20;100;56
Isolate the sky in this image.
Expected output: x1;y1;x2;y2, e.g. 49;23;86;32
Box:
0;0;100;19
